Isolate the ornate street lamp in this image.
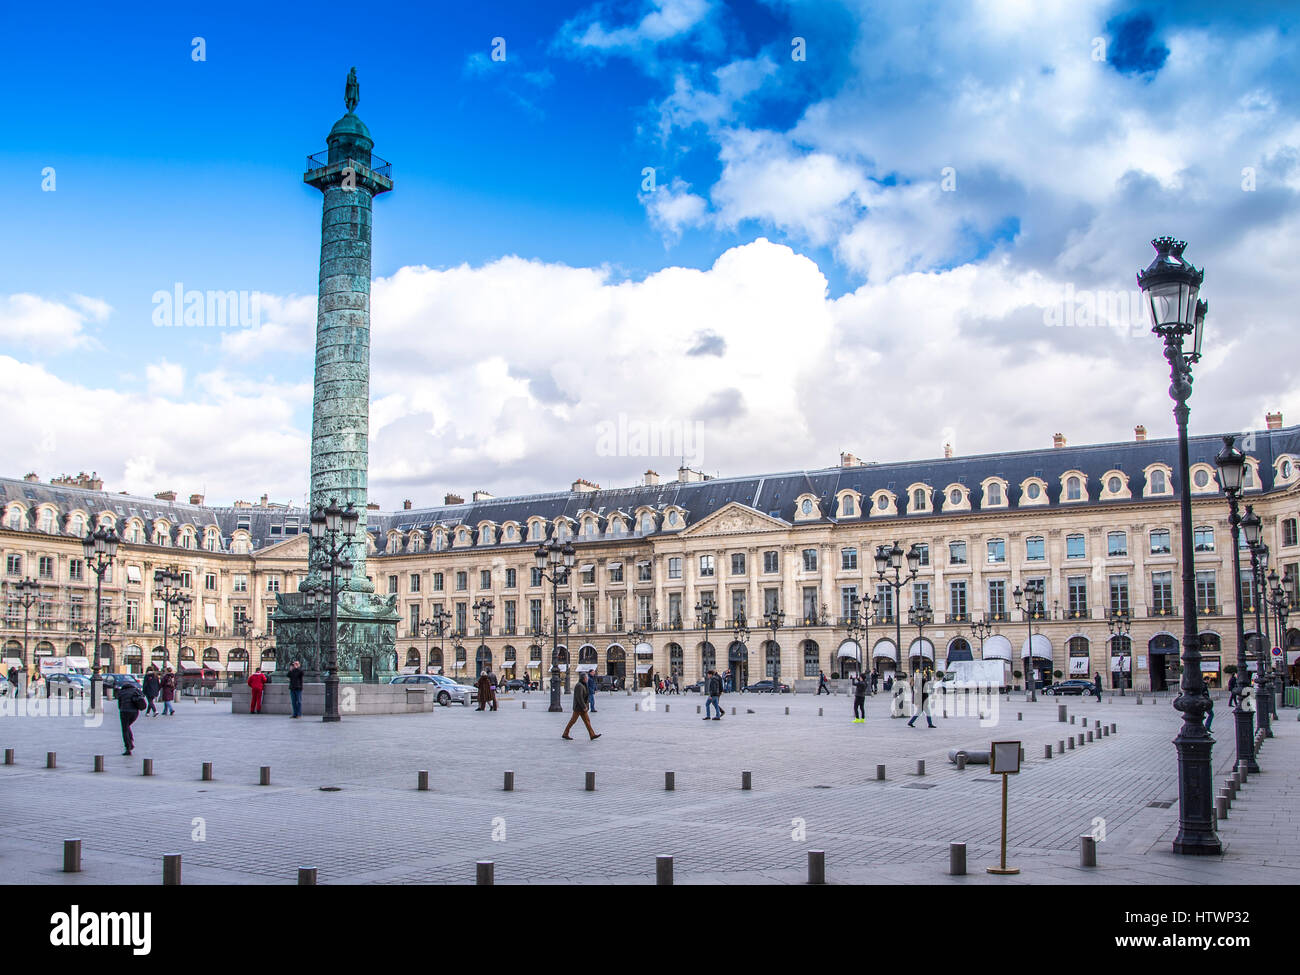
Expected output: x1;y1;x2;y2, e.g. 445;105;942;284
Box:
81;526;121;711
152;567;190;673
1106;609;1132;696
971;614;992;654
9;577;40;681
627;620;648;692
310;498;360;722
1241;507;1273;736
1137;236;1218;855
534;538;575;712
696;594;718;687
875;541;920;682
473;596;494;678
846;593;877;681
1264;570;1294;698
1012;580;1044;701
762;605;783;691
1215;436;1258;771
419;606;451;675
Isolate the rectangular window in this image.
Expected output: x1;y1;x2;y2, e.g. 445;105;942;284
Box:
233;574;248;593
637;594;653;627
764;588;780;616
581;597;596;630
126;600;139;630
1194;527;1215;552
637;562;651;582
411;574;422;593
456;572;467;591
581;566;596;585
529;599;542;633
387;575;398;594
731;590;746;621
668;592;683;627
38;556;54;579
948;541;967;565
730;553;745;575
480;570;491;590
802;549;818;572
1108;574;1130;616
699;555;715;577
840;585;857;620
915;544;930;567
409;604;420;635
763;551;779;573
433;572;444;592
1149;529;1171;555
1284;519;1298;548
1066;534;1085;559
455;603;468;633
6;554;21;575
505;568;517;589
609;564;624;583
987;580;1007;621
802;586;819;624
1025;537;1045;561
987;539;1006;564
949;581;968;621
266;575;280;593
1108;532;1128;557
875;585;893;622
841;547;858;570
668;557;682;580
912;581;930;609
1239;572;1256;614
528;567;541;588
68;559;83;581
504;600;517;633
1067;577;1088;619
204;573;216;591
153;606;166;631
1195;570;1218;613
1151;571;1174;616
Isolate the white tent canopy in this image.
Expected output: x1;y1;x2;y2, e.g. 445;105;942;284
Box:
982;635;1013;661
872;640;898;663
837;640;862;662
908;638;935;661
1021;634;1053;660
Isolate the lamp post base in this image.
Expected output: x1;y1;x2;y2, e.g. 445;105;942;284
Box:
548;675;562;713
1171;727;1221;856
322;677;340;722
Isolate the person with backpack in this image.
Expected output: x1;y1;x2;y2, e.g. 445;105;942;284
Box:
851;671;869;722
817;669;831;695
703;669;724;720
142;667;160;716
117;680;147;755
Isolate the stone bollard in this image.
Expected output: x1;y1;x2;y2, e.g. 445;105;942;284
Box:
63;839;82;873
260;766;271;786
163;853;182;886
1080;835;1097;867
1058;704;1067;722
93;755;104;773
665;704;669;713
202;762;213;781
46;752;56;769
818;707;823;717
1044;744;1052;759
696;705;701;714
1068;737;1075;750
1216;794;1229;820
1017;712;1022;721
1077;734;1084;746
298;867;317;886
142;758;153;776
521;702;526;709
1110;723;1116;735
956;753;967;771
876;764;886;781
1137;695;1143;705
417;770;429;791
504;771;514;792
1019;747;1025;763
731;707;736;716
785;706;790;715
807;850;826;885
1058;740;1065;754
476;861;495;886
741;770;752;790
1102;726;1109;737
3;748;12;765
916;760;925;776
1087;731;1094;742
1095;720;1101;730
949;842;966;876
656;855;673;885
664;771;675;791
1070;715;1076;725
585;771;596;791
634;702;639;712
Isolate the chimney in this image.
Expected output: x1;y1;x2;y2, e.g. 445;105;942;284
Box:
1053;433;1067;449
472;490;494;502
571;478;599;493
677;466;704;483
840;451;863;467
189;493;204;505
1266;411;1283;430
644;470;659;486
259;493;269;507
23;472;38;482
943;443;953;459
403;499;412;510
1134;425;1146;442
154;490;177;502
366;502;380;511
444;493;464;506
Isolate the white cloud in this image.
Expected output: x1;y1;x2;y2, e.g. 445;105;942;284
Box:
560;0;715;59
643;177;710;239
145;359;186;398
0;293;104;351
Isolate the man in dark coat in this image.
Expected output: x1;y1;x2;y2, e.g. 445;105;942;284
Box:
476;669;492;711
286;659;306;718
142;668;160;716
852;672;868;722
562;672;600;740
1092;672;1103;702
117;680;147;755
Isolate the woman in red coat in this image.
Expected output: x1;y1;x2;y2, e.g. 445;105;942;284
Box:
160;669;177;716
247;669;268;714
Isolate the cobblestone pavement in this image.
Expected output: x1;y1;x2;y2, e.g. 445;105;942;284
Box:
0;688;1293;884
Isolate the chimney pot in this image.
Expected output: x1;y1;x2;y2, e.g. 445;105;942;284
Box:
444;493;464;506
1134;425;1147;442
943;443;953;459
1266;411;1283;430
1052;433;1067;449
644;470;660;486
403;499;412;510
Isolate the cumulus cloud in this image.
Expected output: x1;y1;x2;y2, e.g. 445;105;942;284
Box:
0;293;106;351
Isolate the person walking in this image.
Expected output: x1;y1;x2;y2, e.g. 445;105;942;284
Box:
851;671;868;722
142;667;160;716
562;671;601;740
475;669;492;711
906;669;936;728
117;678;146;755
286;659;306;718
1227;672;1240;708
1203;688;1215;733
160;668;177;716
6;665;17;695
703;669;724;720
1092;672;1103;703
247;668;267;714
817;669;830;695
586;669;597;712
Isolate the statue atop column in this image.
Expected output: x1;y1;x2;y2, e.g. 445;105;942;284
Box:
345;67;359;113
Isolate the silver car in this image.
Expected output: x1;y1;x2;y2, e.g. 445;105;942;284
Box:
389;673;476;707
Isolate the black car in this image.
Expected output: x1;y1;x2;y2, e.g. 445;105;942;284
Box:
743;679;791;694
683;680;706;693
1045;679;1096;696
503;678;529;691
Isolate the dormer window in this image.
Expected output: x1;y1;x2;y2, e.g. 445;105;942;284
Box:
841;496;855;516
949;489;962;504
913;489;927;510
1151;470;1166;493
1026;483;1040;500
1066;477;1082;501
987;483;1002;505
876;495;888;510
801;499;813;515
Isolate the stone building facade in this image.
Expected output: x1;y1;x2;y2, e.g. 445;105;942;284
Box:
3;416;1299;692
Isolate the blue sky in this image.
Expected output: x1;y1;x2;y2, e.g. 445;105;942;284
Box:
2;1;1299;506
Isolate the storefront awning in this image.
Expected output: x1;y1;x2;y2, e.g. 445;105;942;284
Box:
636;663;652;673
635;642;654;656
909;639;935;661
872;640;898;662
1021;634;1053;660
981;635;1012;661
946;644;973;663
837;640;862;660
580;563;594;572
607;561;622;569
576;663;596;672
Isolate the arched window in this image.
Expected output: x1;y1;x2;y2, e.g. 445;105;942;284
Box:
987;483;1002;505
1066;476;1082;500
700;642;716;673
1151;469;1166;493
913;488;926;510
841;495;855;516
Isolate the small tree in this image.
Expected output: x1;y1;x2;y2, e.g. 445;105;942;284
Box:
1012;669;1023;679
1053;669;1064;680
1224;664;1238;675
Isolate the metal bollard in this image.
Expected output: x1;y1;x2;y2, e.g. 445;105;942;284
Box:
47;751;56;769
476;860;495;886
3;748;12;765
1137;695;1143;705
1077;734;1084;746
807;850;826;885
1068;737;1075;750
298;867;317;885
818;707;823;717
1110;723;1116;734
656;855;673;885
142;758;153;776
916;760;925;776
665;704;669;713
63;839;82;873
634;702;639;712
876;764;886;781
956;753;967;771
1080;835;1097;867
696;705;701;714
521;701;526;709
1044;744;1052;759
1019;747;1024;763
417;770;429;791
1070;715;1076;725
1058;704;1067;722
163;853;182;886
1058;740;1065;754
1102;726;1109;737
585;771;596;791
785;706;790;715
93;755;104;773
1017;712;1022;721
949;842;966;876
260;766;271;786
665;771;675;791
504;771;514;792
1216;794;1229;820
202;762;213;781
1087;731;1093;742
741;770;752;790
731;707;736;715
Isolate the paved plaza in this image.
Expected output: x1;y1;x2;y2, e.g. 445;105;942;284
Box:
0;688;1295;885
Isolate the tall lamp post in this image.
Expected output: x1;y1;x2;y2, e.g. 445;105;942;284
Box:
696;594;718;686
731;610;750;688
1215;436;1259;771
627;620;647;692
1137;235;1218;855
875;542;920;681
11;577;40;678
1240;507;1273;736
847;593;878;684
534;539;575;712
1264;570;1294;701
81;526;121;710
1012;580;1044;701
419;606;451;674
1107;609;1132;696
473;596;495;678
152;568;190;672
309;498;360;723
761;606;782;690
907;603;934;675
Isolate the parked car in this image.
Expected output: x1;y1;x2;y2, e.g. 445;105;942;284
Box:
390;673;476;706
503;678;529;691
743;679;791;694
592;674;620;692
683;680;706;693
101;673;142;692
1045;679;1095;696
47;673;92;690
